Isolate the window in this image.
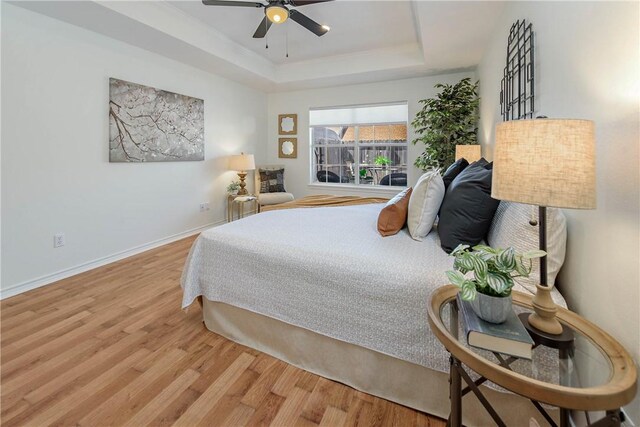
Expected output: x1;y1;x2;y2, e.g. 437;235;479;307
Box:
309;103;408;187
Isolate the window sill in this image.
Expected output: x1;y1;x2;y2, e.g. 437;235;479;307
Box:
307;183;405;194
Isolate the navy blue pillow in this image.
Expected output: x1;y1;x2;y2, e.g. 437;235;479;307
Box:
442;158;469;190
438;159;500;253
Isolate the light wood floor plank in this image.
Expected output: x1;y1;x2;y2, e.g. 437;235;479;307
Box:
1;236;446;427
122;368;201;427
222;403;256;427
173;352;255;426
270;386;311;426
320;406;349;427
23;330;148;405
78;348;188;426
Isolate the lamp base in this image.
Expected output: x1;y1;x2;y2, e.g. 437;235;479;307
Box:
528;283;563;335
237;172;248;196
518;313;574;350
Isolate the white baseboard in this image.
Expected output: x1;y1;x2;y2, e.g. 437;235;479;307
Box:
0;220;225;300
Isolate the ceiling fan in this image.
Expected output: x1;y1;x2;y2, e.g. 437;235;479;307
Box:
201;0;333;39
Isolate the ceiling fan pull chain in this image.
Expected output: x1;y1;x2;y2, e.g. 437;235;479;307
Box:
265;17;269;49
286;23;289;58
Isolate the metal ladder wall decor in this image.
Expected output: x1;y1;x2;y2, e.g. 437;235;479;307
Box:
500;20;535;121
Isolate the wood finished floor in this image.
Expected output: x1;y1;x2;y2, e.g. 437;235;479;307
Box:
1;236;446;427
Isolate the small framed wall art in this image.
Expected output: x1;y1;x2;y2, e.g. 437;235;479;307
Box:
278;114;297;135
278;138;297;159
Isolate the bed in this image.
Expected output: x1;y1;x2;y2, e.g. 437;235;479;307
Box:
181;202;565;425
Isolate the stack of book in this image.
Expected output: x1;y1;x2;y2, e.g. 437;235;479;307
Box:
456;294;534;360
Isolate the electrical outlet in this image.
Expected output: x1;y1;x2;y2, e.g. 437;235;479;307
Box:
204;202;210;211
200;202;210;212
54;233;65;248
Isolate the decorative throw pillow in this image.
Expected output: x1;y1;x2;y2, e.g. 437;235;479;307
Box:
442;158;469;190
488;202;567;295
407;171;445;241
377;188;413;237
438;159;500;253
259;168;286;193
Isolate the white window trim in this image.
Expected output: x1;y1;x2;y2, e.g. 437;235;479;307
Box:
307;182;404;195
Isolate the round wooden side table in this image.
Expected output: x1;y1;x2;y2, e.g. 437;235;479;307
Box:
428;285;637;427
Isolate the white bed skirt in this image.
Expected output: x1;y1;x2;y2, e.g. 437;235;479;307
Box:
202;299;558;426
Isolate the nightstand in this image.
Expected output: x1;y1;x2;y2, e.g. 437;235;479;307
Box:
227;194;257;222
428;285;637;427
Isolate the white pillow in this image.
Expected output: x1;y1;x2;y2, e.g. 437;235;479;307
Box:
487;202;567;295
407;171;445;241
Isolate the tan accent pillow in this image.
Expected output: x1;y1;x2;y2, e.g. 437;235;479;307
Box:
377;188;413;237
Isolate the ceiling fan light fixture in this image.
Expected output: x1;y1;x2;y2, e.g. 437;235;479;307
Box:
321;24;330;31
266;5;289;24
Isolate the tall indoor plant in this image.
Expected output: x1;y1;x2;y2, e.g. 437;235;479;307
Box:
412;78;479;171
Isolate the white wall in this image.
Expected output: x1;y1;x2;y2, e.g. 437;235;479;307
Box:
266;72;475;199
1;4;267;296
477;1;640;420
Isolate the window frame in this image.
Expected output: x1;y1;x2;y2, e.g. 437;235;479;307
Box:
309;121;409;188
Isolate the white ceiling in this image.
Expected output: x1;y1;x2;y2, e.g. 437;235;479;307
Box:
11;1;506;92
169;1;419;64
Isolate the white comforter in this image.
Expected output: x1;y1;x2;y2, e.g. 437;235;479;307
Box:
181;203;565;373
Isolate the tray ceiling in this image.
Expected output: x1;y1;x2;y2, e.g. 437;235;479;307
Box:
11;1;505;91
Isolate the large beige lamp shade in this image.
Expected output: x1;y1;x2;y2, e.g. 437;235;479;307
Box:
229;153;255;196
492;119;596;209
492;118;596;336
455;145;482;163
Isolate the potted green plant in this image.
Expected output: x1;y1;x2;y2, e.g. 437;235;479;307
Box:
412;77;479;171
226;180;241;196
446;244;546;323
374;155;391;166
359;168;373;184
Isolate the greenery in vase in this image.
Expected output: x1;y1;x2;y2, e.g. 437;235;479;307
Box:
446;244;546;301
411;78;479;171
226;180;241;194
374;155;391;166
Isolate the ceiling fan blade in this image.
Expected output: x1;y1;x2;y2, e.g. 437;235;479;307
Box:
252;16;272;38
202;0;264;7
289;9;329;36
288;0;334;6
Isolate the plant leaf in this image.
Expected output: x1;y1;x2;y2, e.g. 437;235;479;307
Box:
459;280;477;301
486;271;513;295
514;256;531;276
523;250;547;259
451;244;470;256
459;253;475;271
467;252;488;277
446;270;467;287
453;257;469;274
494;247;516;272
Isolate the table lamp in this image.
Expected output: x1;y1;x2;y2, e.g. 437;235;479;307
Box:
228;153;255;196
455;145;482;163
492;119;596;336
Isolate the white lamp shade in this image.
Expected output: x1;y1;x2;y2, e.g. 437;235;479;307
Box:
228;153;255;172
455;145;482;163
492;119;596;209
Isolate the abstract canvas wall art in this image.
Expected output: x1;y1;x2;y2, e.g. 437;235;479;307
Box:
109;78;204;162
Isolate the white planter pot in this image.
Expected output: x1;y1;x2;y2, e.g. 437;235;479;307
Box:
470;292;512;324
